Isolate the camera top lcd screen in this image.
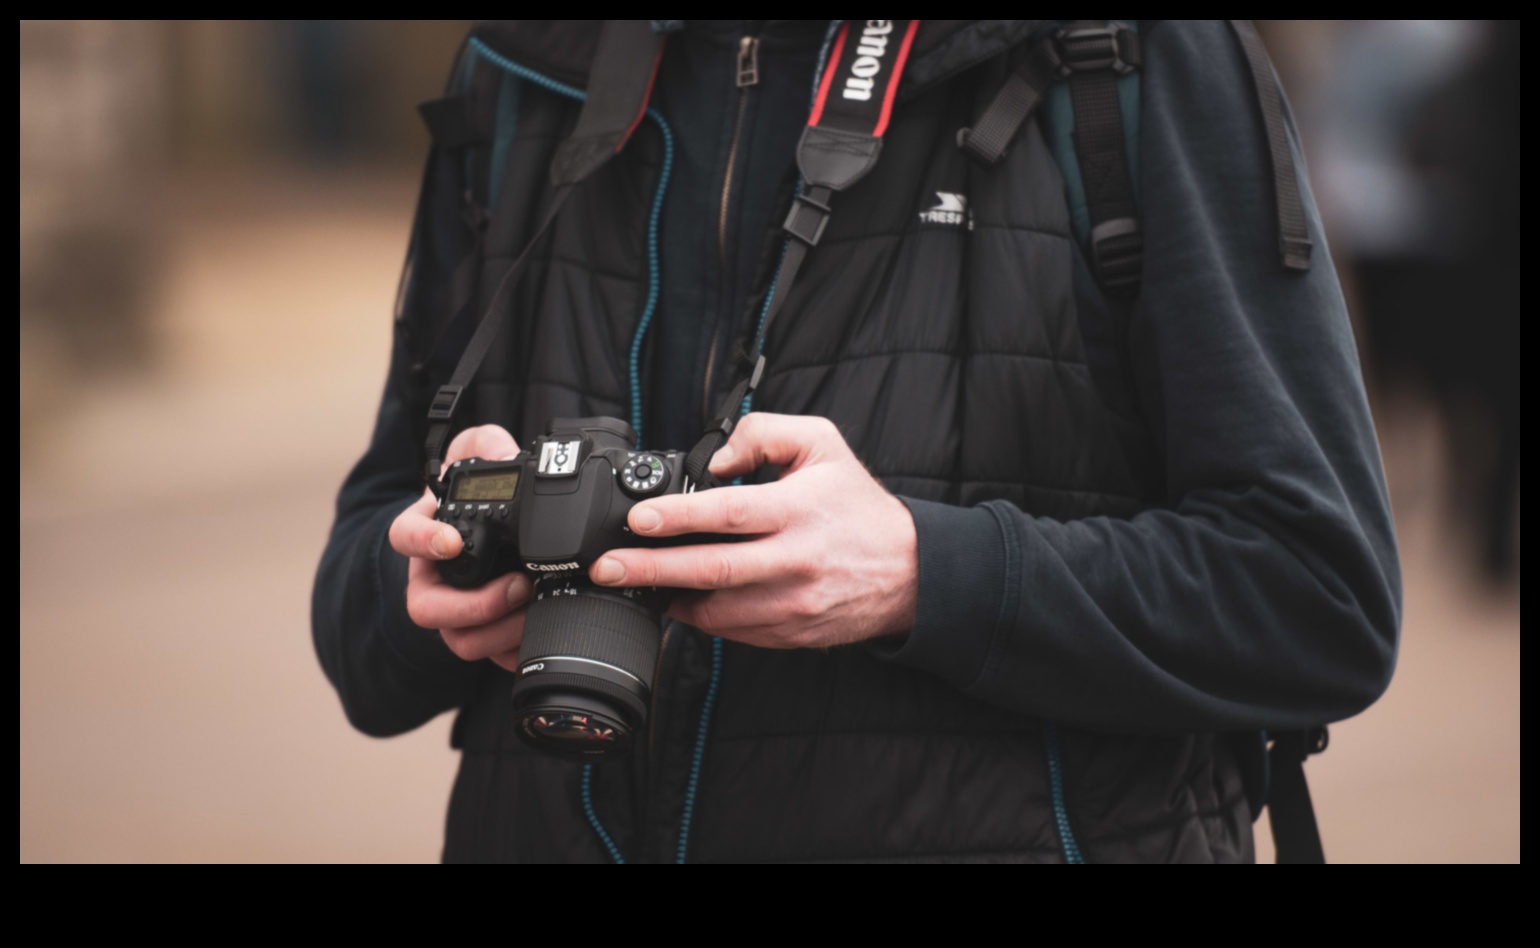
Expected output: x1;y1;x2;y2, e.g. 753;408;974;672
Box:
452;470;521;502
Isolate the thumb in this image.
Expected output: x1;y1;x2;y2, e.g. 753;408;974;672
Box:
445;424;522;467
708;413;842;479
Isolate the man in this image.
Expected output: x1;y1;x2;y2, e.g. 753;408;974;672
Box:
314;20;1400;862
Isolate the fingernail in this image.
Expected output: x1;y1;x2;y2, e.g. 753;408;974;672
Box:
632;506;661;534
712;444;736;469
593;557;626;585
507;574;532;608
429;529;455;559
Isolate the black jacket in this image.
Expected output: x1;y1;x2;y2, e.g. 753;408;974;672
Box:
313;20;1400;862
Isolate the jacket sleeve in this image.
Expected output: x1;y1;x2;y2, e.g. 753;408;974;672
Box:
310;340;485;737
311;59;489;736
878;20;1401;733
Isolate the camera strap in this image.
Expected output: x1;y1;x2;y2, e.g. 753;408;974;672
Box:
423;20;667;482
684;20;921;487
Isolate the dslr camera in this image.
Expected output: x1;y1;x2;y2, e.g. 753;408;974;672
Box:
435;416;708;760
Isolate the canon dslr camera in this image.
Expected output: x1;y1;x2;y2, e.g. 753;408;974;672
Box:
435;416;706;760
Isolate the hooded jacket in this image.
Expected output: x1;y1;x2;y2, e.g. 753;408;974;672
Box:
313;20;1400;863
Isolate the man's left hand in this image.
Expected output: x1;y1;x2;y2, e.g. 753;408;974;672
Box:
589;413;917;649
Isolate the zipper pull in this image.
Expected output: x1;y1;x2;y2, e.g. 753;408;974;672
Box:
737;36;760;88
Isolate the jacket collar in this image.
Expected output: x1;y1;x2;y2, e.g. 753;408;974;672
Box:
469;20;1039;103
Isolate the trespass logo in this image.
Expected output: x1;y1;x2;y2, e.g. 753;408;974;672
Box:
841;20;894;102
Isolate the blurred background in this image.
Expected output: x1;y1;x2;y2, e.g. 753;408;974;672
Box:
19;21;1519;863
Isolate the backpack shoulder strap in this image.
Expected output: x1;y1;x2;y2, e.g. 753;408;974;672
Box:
958;20;1144;293
1227;19;1313;272
1059;20;1144;293
960;20;1316;292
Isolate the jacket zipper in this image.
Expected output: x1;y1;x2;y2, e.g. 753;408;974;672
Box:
701;34;760;423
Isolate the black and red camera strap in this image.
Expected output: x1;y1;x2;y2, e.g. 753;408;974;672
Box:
683;20;920;486
422;20;921;488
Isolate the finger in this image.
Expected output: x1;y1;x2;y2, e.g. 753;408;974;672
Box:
666;585;798;633
407;559;533;630
629;484;790;538
591;539;806;590
445;424;521;467
440;609;528;664
668;591;800;649
487;647;523;673
389;491;463;560
668;588;857;650
709;412;845;479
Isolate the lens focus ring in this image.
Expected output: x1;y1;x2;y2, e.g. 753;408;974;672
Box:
519;589;661;689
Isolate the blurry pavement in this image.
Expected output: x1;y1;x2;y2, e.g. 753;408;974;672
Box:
19;169;456;862
18;170;1520;863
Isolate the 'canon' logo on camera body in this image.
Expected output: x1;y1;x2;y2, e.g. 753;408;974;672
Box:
526;561;581;571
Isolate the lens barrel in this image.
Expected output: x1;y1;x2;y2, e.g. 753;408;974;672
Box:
511;579;661;759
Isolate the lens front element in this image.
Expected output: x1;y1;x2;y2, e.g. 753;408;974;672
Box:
510;580;662;759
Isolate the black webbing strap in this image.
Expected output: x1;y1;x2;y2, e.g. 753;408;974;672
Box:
416;58;501;368
422;21;666;482
1267;726;1329;864
418;89;493;149
955;21;1052;166
958;22;1143;292
1061;21;1144;294
683;20;921;487
1228;20;1312;272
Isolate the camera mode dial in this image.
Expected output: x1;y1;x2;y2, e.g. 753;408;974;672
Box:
620;452;670;497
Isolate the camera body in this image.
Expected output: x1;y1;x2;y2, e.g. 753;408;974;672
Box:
435;416;690;589
434;416;703;759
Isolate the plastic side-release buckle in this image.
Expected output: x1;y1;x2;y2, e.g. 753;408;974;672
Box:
783;192;832;247
1270;726;1330;762
1056;25;1141;77
427;384;464;421
1089;217;1144;292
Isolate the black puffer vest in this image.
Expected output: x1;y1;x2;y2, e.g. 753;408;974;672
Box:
405;21;1253;863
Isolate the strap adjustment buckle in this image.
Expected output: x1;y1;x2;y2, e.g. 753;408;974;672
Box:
427;384;464;422
460;190;490;232
1269;726;1330;763
1055;25;1141;77
783;192;832;247
1089;217;1144;293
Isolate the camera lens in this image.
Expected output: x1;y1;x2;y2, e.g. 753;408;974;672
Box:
510;578;661;759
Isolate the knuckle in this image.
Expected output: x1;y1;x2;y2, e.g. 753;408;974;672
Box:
628;557;658;587
468;596;498;628
661;500;691;532
789;554;819;580
789;590;822;621
441;631;477;661
686;598;718;630
405;590;432;628
722;492;751;529
706;551;736;589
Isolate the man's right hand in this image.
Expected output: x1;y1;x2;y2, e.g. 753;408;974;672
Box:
388;424;531;672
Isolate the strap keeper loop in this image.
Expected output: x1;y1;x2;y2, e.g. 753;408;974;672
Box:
783;192;832;247
427;384;464;422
